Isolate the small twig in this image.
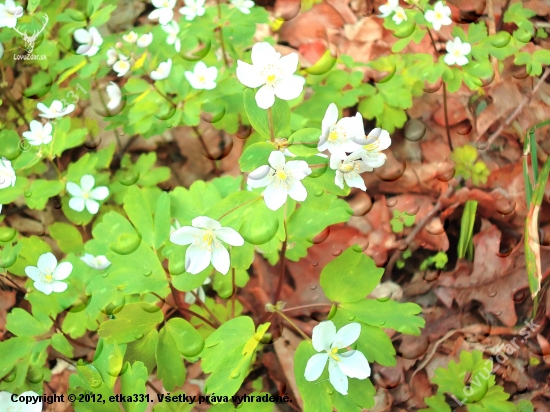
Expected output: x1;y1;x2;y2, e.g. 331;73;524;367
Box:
426;28;453;152
273;206;288;304
275;311;310;341
386;182;459;277
192;126;219;174
495;0;511;32
190;290;223;327
169;284;218;329
0;274;27;293
146;380;161;395
281;303;333;312
485;67;550;147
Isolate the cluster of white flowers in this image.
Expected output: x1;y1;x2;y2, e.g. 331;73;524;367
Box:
378;1;471;66
122;31;153;48
107;47;131;77
305;321;371;395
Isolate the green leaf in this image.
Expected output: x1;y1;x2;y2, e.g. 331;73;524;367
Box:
320;247;384;303
287;128;322;155
419;393;451;412
24;179;64;210
124;330;159;374
120;362;148;412
164;318;205;357
51;333;74;357
98;303;164;344
154;192;171;250
340;299;425;335
239;143;276;172
0;337;36;379
457;200;477;260
123;186;155;248
156;326;186;391
6;308;53;337
243;89;290;139
201;317;269;396
93;339;126;389
49;222;83;254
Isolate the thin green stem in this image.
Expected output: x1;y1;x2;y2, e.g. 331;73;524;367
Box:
267;107;275;142
231;268;236;319
273;203;288;304
216;0;230;68
276;310;310;341
281;303;333;312
190;290;223;327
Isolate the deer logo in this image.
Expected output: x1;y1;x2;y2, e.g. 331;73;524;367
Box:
12;13;49;54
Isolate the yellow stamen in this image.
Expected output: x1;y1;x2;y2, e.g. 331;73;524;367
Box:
202;232;214;246
330;347;340;362
198;75;206;82
328;131;339;142
276;169;287;181
435;12;442;19
45;274;53;282
266;74;276;83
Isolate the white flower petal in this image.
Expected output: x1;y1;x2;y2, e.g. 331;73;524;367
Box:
214;227;244;246
69;197;86;212
251;42;280;67
255;85;276;109
287;180;307;202
328;359;349;395
304;353;329;381
185;244;212;274
263;183;288;211
268;150;286;169
80;174;96;192
34;280;53;295
51;281;68;293
37;252;57;272
236;61;264;88
277;52;299;78
66;182;83;197
338;350;371;379
273;75;305;101
192;216;221;230
89;186;109;201
170;226;203;245
312;320;336;352
332;322;361;348
211;245;230;274
53;262;72;280
25;266;42;282
85;199;100;214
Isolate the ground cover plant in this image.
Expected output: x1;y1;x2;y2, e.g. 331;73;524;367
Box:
0;0;550;410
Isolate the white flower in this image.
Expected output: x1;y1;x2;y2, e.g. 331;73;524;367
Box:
151;58;172;81
184;276;212;304
247;151;312;211
185;61;218;90
22;120;53;146
378;0;398;18
170;216;245;275
304;321;371;396
74;27;103;57
0;391;42;412
137;33;153;48
0;42;4;59
106;47;119;66
236;42;305;109
318;103;362;159
66;174;109;215
350;125;392;168
149;0;176;25
170;219;182;235
424;1;452;31
25;252;72;295
122;31;138;43
80;253;111;270
161;20;181;52
113;58;131;77
230;0;254;14
37;100;75;119
330;152;372;191
0;0;24;29
393;7;407;24
106;81;121;110
444;37;471;66
179;0;205;21
0;157;16;189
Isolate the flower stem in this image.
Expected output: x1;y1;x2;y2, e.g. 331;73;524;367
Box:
168;284;218;329
192;125;219;175
0;273;27;293
426;28;453;152
231;267;236;318
190;290;223;327
216;0;230;68
275;310;310;341
281;303;333;312
267;107;275;142
273;204;288;304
